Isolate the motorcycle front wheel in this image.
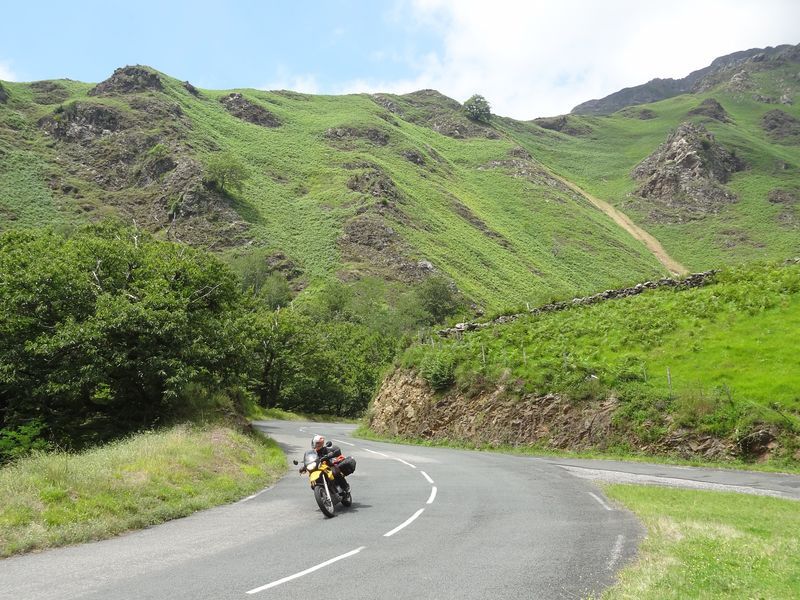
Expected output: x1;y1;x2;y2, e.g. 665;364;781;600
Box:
314;484;336;518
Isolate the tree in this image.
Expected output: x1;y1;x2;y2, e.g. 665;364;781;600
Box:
203;154;249;193
463;94;491;123
415;276;463;324
0;222;249;455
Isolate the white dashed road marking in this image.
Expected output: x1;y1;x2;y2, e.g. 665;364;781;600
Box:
588;492;613;511
246;546;366;594
383;509;425;537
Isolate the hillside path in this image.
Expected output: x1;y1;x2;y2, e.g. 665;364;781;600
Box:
551;173;689;275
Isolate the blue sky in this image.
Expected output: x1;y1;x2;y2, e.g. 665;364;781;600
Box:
0;1;435;90
1;1;798;118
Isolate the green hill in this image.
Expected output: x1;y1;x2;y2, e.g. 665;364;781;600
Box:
370;260;800;465
513;50;800;273
2;44;799;463
2;47;796;313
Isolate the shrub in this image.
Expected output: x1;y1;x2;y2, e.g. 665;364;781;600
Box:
463;94;491;123
420;351;457;390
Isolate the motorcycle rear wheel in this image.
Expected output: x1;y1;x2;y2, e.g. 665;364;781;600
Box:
314;484;336;518
341;491;352;507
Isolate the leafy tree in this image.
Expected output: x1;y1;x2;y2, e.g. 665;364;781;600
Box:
415;276;463;324
463;94;491;123
0;222;248;454
203;154;249;193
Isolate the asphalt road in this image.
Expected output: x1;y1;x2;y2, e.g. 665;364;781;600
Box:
4;421;795;599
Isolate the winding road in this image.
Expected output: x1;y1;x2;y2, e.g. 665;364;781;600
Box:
3;421;798;600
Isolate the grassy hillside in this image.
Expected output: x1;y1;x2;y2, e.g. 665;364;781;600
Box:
510;63;800;272
3;56;799;310
397;260;800;462
0;424;285;556
1;66;678;312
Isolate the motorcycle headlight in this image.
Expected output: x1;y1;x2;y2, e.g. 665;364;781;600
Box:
306;461;317;471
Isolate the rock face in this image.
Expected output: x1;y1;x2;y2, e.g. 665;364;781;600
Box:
761;109;800;143
371;89;499;139
38;102;124;142
368;370;738;460
532;115;591;136
324;126;389;147
572;43;800;115
687;98;731;122
30;81;70;104
0;82;8;104
632;122;744;217
88;66;163;96
220;93;280;127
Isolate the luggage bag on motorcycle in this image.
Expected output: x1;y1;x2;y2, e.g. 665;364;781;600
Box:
338;456;356;476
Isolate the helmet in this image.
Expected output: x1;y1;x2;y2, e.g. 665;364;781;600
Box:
312;435;325;450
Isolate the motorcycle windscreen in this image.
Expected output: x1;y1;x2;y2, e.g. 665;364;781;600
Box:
303;450;319;465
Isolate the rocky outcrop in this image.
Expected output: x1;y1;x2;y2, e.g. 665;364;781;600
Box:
182;81;200;96
439;270;717;337
30;80;70;104
370;370;622;449
532;115;591;136
88;66;163;96
0;82;8;104
324;126;389;147
687;98;731;122
38;102;125;142
368;370;742;460
761;109;800;143
220;93;280;127
372;89;499;139
632;122;745;217
620;107;657;120
337;213;434;282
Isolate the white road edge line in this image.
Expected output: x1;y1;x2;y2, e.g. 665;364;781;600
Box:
427;486;437;505
363;448;388;457
588;492;613;511
607;535;625;570
238;486;273;504
384;508;425;537
420;471;434;484
333;439;355;447
393;457;417;469
246;546;366;594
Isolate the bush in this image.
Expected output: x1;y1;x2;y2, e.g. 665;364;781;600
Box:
420;351;456;390
0;223;249;453
463;94;491;123
203;153;249;193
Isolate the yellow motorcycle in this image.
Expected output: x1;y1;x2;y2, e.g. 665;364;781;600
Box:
293;444;352;518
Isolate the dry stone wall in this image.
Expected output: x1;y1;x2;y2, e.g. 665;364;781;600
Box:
439;270;718;337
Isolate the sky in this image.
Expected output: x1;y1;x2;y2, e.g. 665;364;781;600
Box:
1;0;798;119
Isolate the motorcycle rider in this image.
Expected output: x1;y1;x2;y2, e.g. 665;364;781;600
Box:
311;434;350;493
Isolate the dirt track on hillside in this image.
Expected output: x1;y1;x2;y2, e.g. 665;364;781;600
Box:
552;173;688;275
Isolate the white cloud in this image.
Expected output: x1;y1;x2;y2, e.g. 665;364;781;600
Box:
260;68;320;94
342;0;800;119
0;59;17;82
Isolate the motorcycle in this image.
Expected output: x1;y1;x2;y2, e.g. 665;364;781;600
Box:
293;442;352;518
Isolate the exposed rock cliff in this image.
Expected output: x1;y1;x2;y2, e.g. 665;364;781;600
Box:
368;370;741;460
632;122;745;220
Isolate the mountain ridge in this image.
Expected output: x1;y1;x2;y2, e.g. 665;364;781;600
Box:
571;42;799;115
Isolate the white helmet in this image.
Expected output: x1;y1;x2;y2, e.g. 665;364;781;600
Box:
312;435;325;450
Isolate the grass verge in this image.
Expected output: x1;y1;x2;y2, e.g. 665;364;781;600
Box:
250;406;361;424
602;485;800;599
0;424;286;557
353;425;800;475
